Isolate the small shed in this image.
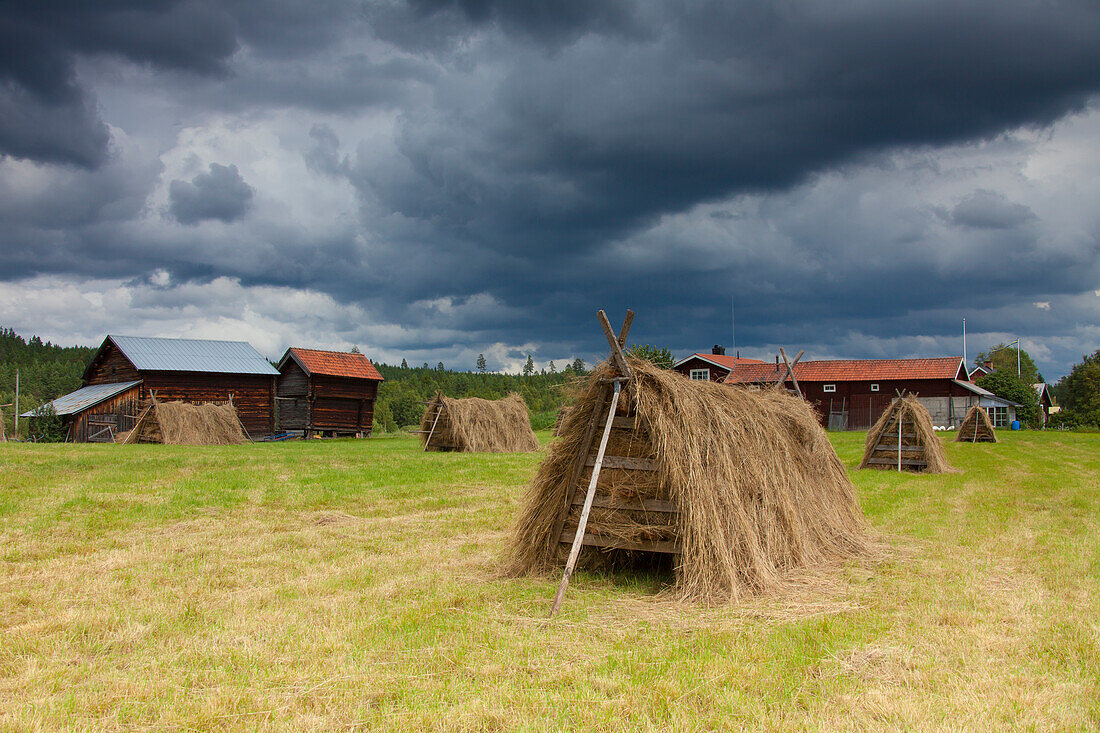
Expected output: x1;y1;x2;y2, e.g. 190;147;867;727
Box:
22;381;142;443
276;348;384;437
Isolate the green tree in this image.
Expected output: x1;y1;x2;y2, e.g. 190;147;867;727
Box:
28;403;65;442
436;361;445;372
1058;350;1100;428
400;358;408;368
627;344;674;369
476;354;487;373
977;370;1041;428
570;358;586;374
523;354;535;376
548;360;556;374
975;343;1043;384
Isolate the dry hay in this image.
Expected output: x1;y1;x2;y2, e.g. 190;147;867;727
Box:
955;405;998;443
858;395;954;473
420;392;539;453
121;400;248;445
503;357;874;604
551;405;572;437
0;406;5;442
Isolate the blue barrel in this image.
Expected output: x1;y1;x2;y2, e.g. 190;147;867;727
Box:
1010;420;1021;431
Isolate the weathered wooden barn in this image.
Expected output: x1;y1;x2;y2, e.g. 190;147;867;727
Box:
77;335;279;438
686;355;1019;430
275;348;384;437
24;381;142;442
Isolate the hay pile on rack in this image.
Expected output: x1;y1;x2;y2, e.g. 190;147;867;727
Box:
120;400;248;445
858;395;954;473
0;406;6;442
955;405;998;443
420;392;539;453
503;357;874;604
551;405;572;437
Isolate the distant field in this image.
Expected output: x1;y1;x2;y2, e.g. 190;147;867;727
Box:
1;430;1097;730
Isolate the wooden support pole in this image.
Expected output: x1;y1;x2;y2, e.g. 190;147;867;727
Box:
779;348;804;398
617;310;634;348
897;414;903;472
551;378;622;617
597;310;632;378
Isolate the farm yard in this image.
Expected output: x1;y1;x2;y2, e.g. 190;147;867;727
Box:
0;430;1097;730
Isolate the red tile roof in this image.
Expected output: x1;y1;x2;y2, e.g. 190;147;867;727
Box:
678;353;767;370
286;347;384;381
725;357;966;384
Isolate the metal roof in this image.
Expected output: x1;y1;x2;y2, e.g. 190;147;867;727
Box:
954;379;1022;407
106;335;279;375
22;381;142;417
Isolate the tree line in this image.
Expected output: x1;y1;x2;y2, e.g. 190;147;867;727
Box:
0;328;97;437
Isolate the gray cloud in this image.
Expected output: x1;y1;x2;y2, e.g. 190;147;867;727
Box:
951;190;1037;230
169;163;254;225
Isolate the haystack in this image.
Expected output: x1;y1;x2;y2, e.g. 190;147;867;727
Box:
504;356;873;604
420;392;539;453
955;405;998;443
858;395;953;473
121;399;248;445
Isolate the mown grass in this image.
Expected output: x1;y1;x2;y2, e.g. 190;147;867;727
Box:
0;430;1097;730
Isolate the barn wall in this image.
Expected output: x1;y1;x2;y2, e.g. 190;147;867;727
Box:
783;378;976;430
276;360;310;431
311;375;378;433
68;386;143;442
139;372;275;437
84;343;141;385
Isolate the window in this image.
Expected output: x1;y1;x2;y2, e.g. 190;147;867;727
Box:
747;385;760;391
689;368;710;381
870;383;879;392
823;384;836;393
987;406;1008;427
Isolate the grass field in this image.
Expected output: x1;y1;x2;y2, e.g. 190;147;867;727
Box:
1;430;1098;730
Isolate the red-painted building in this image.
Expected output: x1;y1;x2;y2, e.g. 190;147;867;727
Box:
675;351;1018;429
672;346;765;383
275;347;384;437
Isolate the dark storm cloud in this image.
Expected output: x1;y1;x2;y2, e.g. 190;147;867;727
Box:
0;0;238;167
169;163;254;225
365;0;1100;256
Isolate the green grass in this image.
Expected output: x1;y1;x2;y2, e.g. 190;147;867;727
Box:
1;430;1098;729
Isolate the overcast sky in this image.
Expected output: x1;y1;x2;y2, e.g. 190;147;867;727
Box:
1;0;1098;379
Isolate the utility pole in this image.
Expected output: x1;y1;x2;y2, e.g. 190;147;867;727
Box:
731;296;736;355
962;318;967;369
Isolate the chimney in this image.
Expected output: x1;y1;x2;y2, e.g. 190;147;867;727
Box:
775;354;780;371
712;344;725;356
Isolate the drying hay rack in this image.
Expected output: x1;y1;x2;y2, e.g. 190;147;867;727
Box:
773;348;804;398
550;309;679;616
863;390;928;471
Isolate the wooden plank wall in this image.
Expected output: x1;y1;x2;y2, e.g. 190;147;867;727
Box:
139;373;275;437
276;361;310;431
84;344;142;385
68;386;142;442
311;376;378;433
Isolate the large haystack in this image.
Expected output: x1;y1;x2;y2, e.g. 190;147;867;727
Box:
121;400;248;445
859;395;954;473
420;392;539;453
955;405;998;443
504;357;873;604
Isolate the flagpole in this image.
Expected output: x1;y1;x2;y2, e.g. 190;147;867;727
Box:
962;318;967;370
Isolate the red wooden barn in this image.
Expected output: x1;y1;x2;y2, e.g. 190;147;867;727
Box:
79;334;279;438
671;345;765;383
275;348;384;437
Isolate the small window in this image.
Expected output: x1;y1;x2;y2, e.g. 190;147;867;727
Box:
988;406;1008;427
689;368;710;381
823;384;837;393
870;383;879;392
747;385;760;391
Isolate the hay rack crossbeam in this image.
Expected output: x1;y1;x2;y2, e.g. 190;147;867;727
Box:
550;309;680;616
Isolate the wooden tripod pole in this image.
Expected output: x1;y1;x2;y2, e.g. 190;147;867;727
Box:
550;378;622;617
